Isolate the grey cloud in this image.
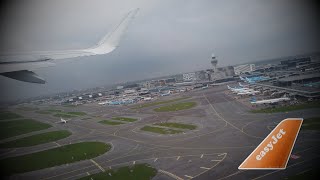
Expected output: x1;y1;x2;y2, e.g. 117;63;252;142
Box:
0;0;319;103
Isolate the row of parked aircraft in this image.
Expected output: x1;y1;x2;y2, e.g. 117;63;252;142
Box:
227;83;260;95
227;83;291;105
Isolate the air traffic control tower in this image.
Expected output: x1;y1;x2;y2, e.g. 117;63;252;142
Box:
211;53;218;72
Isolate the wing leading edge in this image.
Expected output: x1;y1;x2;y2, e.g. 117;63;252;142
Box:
0;8;139;83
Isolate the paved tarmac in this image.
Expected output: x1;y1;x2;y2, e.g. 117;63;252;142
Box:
2;85;320;180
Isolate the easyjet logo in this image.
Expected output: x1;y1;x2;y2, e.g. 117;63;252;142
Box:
239;118;303;169
256;128;286;161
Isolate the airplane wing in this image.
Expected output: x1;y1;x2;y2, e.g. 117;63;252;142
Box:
0;8;139;84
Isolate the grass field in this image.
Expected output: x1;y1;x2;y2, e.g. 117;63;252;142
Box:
16;107;39;111
154;122;197;130
251;101;320;113
154;102;197;112
301;117;320;131
79;163;157;180
112;117;137;122
0;119;52;140
0;130;72;148
1;142;111;175
0;112;22;120
46;109;63;113
35;110;52;114
99;120;125;125
131;97;189;109
141;126;183;134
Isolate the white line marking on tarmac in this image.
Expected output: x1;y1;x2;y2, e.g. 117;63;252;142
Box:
86;172;90;175
211;159;221;162
218;153;227;156
185;175;193;179
154;158;158;162
296;168;312;175
200;154;204;158
53;142;61;147
159;169;183;180
177;156;180;160
90;159;105;172
200;167;210;170
133;161;135;165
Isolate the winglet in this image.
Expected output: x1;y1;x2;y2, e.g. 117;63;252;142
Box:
239;118;303;170
86;8;139;55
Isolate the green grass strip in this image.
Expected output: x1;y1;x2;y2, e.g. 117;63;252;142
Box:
0;112;22;120
111;117;137;122
16;107;39;111
141;126;183;134
250;101;320;113
0;119;52;140
131;97;189;109
1;142;111;175
35;110;52;114
46;109;63;113
154;102;197;112
78;163;157;180
99;120;125;125
0;130;72;148
154;122;196;130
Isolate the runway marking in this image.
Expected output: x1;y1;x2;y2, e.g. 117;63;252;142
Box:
90;159;105;172
192;152;228;179
200;166;210;170
200;154;204;158
177;156;180;160
53;142;61;147
211;160;221;162
203;93;263;139
133;161;135;165
159;169;183;180
218;153;226;157
154;158;158;162
185;175;193;179
296;168;312;175
86;172;90;175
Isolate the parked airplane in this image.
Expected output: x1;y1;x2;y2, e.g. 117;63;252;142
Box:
250;96;290;104
201;84;209;89
237;90;260;95
227;85;251;93
160;91;171;96
0;9;139;83
238;82;248;88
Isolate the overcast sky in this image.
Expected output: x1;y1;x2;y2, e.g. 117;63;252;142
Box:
0;0;319;103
